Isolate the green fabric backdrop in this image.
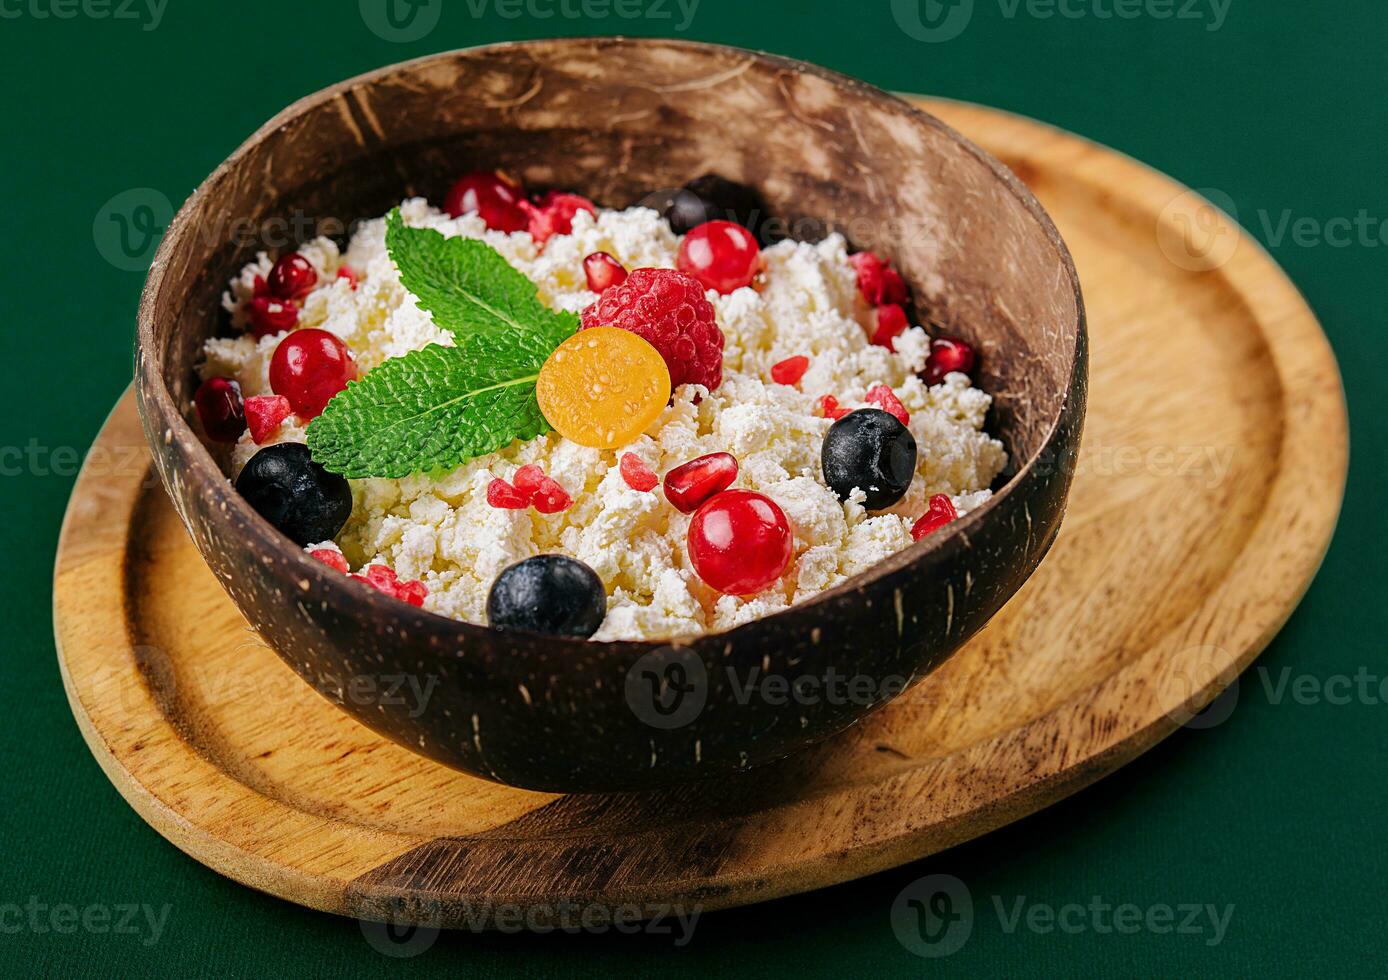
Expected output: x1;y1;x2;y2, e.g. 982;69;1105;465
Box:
1;0;1379;974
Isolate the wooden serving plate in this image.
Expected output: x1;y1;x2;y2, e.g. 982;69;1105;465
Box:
55;101;1346;926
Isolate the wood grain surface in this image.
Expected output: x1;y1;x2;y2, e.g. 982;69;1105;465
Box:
53;100;1347;927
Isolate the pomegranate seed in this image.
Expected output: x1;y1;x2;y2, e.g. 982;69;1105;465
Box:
769;355;810;386
244;395;292;444
911;494;958;541
849;251;907;306
619;452;659;492
247;295;298;338
923;336;977;384
444;170;529;231
310;548;349;573
865;384;910;426
364;564;399;591
530;476;573;514
663;451;738;514
269;329;358;419
194;377;246;443
583;251;628;293
252;274;269;298
336;266;359;290
819;395;849;421
395;579;429;607
487;478;529;509
677;220;761;294
267;253;318;300
525;192;596;248
687;489;794;595
871;304;909;350
512;464;546;501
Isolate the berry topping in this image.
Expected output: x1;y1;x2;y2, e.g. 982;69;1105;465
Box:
688;489;794;596
536;328;671;449
194;377;246;443
529;475;573;514
525;191;596;248
663;452;738;514
677;220;762;295
849;251;908;306
821;409;918;510
486;478;529;509
247;295;298;338
511;464;546;500
911;494;959;541
641;176;779;243
487;554;607;638
444;170;528;231
619;452;659;492
923;336;977;385
353;564;429;608
336;265;359;289
819;394;849;421
583;251;628;293
310;548;349;573
579;268;724;389
244;394;292;444
235;443;353;547
267;252;318;300
864;384;910;426
269;329;358;419
769;355;810;386
871;304;909;350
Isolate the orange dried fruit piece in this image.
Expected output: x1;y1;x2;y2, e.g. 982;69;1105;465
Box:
537;327;672;449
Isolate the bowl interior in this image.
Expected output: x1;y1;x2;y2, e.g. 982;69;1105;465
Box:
146;40;1079;490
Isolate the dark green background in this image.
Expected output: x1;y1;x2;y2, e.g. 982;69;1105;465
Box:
2;0;1380;975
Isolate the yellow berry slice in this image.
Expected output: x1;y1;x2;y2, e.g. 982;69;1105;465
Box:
537;327;672;449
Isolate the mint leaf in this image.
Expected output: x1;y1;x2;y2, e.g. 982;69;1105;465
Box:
385;209;575;348
305;213;580;478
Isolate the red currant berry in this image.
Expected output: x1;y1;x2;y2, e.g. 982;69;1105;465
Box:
769;355;810;386
677;220;761;295
923;336;977;385
487;478;528;509
444;170;528;232
864;384;910;426
619;452;659;492
193;377;246;443
244;395;292;444
583;251;628;293
663;452;738;514
310;548;349;573
688;489;794;595
849;251;907;306
911;493;958;541
269;329;358;419
247;295;298;338
267;252;318;300
871;304;909;350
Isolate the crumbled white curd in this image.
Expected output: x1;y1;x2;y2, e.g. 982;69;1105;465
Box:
200;200;1007;640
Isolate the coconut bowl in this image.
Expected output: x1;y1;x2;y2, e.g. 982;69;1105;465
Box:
135;38;1086;793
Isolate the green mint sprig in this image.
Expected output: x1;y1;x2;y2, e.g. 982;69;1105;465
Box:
306;210;578;479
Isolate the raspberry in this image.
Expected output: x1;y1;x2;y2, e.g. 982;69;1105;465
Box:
244;395;292;444
619;453;659;492
850;251;907;306
865;384;910;426
580;268;724;389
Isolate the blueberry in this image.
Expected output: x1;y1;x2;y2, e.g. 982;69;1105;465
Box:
487;555;607;639
637;187;714;235
639;175;781;244
821;409;918;510
234;443;353;547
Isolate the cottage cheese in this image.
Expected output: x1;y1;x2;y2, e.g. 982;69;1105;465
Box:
201;200;1007;640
